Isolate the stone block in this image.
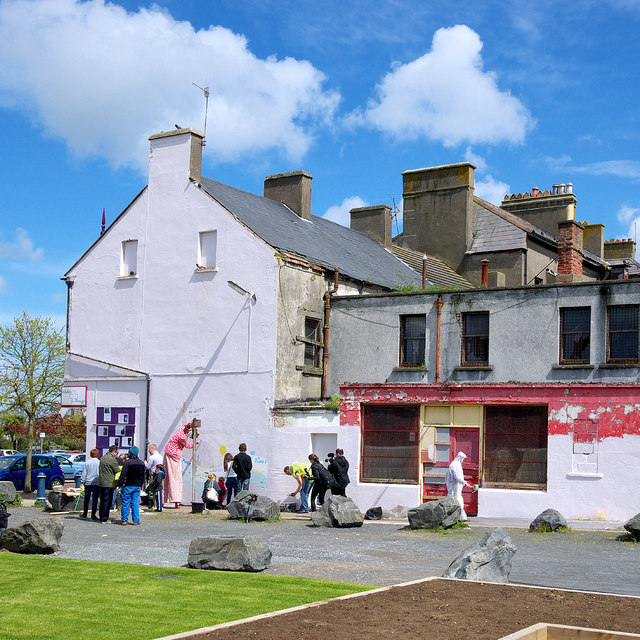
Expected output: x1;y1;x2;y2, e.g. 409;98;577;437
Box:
624;513;640;541
48;489;82;512
0;481;17;504
365;507;383;520
407;497;461;530
227;491;279;521
529;509;567;532
0;517;64;554
311;496;363;528
187;535;271;571
443;527;516;583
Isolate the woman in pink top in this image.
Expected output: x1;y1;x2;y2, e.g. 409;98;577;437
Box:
162;424;197;509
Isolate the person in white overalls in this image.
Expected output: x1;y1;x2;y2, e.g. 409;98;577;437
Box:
446;451;473;521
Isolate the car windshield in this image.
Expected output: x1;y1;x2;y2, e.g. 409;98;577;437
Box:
0;457;16;470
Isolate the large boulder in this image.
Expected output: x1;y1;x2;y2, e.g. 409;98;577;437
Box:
443;527;516;583
311;496;364;528
0;481;17;504
227;491;279;521
0;517;64;554
624;513;640;541
407;497;461;530
48;489;82;512
529;509;567;532
187;535;271;571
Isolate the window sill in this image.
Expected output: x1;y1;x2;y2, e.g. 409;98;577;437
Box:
393;366;428;372
295;365;323;377
566;472;603;479
599;363;639;369
552;364;594;369
194;267;218;273
454;365;493;371
116;275;138;280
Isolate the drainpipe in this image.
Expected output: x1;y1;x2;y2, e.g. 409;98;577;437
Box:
435;295;444;383
422;254;428;289
481;259;490;287
321;269;340;399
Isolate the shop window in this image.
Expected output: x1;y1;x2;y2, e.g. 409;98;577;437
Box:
399;315;426;367
120;239;138;277
559;307;590;364
484;406;547;488
607;305;639;364
303;317;322;368
461;311;489;365
361;405;419;483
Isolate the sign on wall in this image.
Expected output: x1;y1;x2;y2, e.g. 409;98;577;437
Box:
61;386;87;407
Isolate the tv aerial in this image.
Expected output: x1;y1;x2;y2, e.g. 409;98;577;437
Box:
192;82;210;146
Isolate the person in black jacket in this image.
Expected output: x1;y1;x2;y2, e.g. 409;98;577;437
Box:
118;446;146;525
308;453;332;511
232;443;252;492
328;448;350;497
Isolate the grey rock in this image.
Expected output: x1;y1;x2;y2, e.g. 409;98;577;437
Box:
385;505;410;520
311;496;363;528
227;491;279;521
365;507;383;520
0;481;17;504
529;509;567;532
407;497;461;530
443;527;517;583
1;517;64;554
48;490;82;512
623;513;640;541
187;535;271;571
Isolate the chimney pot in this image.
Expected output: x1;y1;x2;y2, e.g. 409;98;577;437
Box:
552;184;559;194
566;182;573;193
531;186;539;197
559;183;566;194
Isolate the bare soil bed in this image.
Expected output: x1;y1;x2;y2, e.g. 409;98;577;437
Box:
184;578;640;640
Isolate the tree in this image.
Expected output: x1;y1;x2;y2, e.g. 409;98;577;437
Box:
0;312;65;491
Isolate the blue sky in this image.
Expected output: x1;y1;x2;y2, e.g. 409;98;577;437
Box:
1;0;639;327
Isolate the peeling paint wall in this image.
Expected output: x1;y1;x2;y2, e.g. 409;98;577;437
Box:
339;383;640;521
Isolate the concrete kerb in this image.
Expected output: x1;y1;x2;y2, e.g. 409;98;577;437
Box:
152;577;640;640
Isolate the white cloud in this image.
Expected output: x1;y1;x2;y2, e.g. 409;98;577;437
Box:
547;157;640;180
0;0;340;169
464;147;487;172
617;205;640;225
475;175;510;206
322;196;369;227
351;25;534;146
0;228;44;262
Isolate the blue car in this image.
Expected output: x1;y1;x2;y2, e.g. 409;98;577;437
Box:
54;455;83;481
0;454;65;490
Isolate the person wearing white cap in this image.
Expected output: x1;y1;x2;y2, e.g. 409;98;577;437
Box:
446;451;473;521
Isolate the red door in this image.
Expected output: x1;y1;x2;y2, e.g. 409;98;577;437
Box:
422;427;479;516
450;428;479;516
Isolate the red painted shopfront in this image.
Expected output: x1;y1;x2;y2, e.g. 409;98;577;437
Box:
342;383;640;517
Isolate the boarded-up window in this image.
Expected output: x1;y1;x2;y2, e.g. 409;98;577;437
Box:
198;231;217;269
607;305;639;363
484;406;547;488
399;315;426;367
121;240;138;276
559;307;590;364
361;405;419;483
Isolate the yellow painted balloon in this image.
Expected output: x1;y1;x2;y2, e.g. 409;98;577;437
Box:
219;445;226;455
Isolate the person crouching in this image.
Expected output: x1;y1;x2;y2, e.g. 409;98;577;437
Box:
202;473;224;510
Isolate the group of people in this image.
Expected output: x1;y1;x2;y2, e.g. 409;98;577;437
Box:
284;448;350;513
201;443;253;509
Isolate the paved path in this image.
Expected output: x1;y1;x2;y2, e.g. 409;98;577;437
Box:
4;505;638;595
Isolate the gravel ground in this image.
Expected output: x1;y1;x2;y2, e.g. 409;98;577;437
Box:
4;506;638;595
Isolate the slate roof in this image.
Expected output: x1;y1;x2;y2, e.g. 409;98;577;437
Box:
200;178;423;290
389;245;473;288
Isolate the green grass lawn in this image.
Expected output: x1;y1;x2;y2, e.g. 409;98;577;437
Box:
0;554;373;640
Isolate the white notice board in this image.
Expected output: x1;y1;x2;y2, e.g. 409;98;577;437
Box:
61;386;87;407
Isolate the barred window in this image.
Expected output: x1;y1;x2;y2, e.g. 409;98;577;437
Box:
399;315;426;367
461;312;489;365
559;307;590;364
361;405;419;483
484;406;547;488
607;305;639;363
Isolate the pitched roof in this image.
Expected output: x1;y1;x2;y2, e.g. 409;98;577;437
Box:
389;245;473;288
200;178;423;290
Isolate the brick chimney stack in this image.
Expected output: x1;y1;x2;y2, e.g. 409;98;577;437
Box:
557;220;584;282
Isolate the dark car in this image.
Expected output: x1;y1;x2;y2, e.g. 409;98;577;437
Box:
0;454;65;490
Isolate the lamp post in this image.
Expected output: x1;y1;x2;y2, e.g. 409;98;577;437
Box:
190;419;201;506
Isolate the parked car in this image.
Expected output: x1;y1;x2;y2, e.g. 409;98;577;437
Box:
54;455;84;480
0;449;19;457
0;454;65;490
